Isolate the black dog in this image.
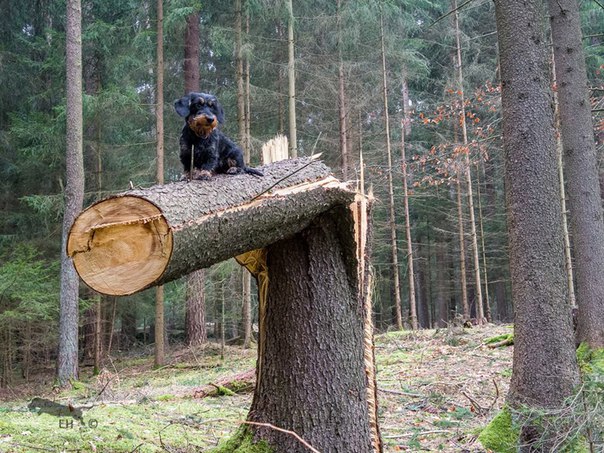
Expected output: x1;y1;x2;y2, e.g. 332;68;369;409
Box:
174;92;263;180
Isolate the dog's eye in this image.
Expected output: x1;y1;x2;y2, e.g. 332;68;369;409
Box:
208;100;214;107
198;98;205;106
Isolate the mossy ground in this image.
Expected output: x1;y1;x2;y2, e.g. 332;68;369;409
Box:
0;325;515;452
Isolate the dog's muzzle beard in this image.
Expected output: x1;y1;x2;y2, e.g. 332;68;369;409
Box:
188;114;218;138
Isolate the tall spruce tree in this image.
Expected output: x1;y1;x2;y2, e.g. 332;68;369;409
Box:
494;0;580;448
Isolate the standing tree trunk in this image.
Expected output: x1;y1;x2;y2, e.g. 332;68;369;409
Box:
247;207;374;452
455;172;470;319
185;269;207;346
236;0;253;349
400;95;418;330
58;0;84;386
154;0;165;367
183;9;207;348
494;0;580;449
337;0;349;180
183;12;200;94
379;12;404;330
452;0;484;324
434;240;450;327
549;0;604;349
286;0;297;158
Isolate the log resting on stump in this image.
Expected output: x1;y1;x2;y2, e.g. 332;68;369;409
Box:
67;158;349;296
67;157;380;452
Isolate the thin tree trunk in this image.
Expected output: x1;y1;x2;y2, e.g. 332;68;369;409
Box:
154;0;165;368
452;0;484;324
236;0;253;349
379;12;403;330
553;69;577;310
549;0;604;348
184;13;200;94
456;173;470;319
58;0;84;386
286;0;297;157
435;241;450;327
93;294;102;374
400;102;418;330
475;167;491;322
494;0;580;449
186;271;207;346
106;296;117;355
337;0;349;180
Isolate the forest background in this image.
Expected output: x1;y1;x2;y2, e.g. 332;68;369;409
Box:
0;0;603;386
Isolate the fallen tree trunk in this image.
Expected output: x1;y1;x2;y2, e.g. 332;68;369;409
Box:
67;158;352;296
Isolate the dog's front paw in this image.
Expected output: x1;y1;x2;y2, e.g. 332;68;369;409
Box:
193;169;212;180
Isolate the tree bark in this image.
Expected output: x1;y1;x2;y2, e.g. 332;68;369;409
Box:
183;12;200;94
67;159;352;296
58;0;84;386
236;1;253;349
379;11;404;330
247;207;374;452
154;0;165;368
549;0;604;349
452;0;484;324
286;0;297;157
494;0;580;448
185;270;207;346
400;105;418;330
455;173;470;319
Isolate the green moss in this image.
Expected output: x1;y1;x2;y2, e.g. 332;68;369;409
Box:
576;343;604;375
211;427;273;453
214;385;236;396
478;407;519;453
484;333;514;345
156;393;175;401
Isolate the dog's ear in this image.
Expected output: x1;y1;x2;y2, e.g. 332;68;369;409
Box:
174;95;191;117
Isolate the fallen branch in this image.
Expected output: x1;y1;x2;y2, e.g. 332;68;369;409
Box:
383;429;453;439
378;387;425;398
193;369;255;399
242;421;322;453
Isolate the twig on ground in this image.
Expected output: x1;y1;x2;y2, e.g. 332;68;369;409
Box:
378;387;425;398
383;429;453;439
242;420;321;453
461;391;486;416
487;379;500;413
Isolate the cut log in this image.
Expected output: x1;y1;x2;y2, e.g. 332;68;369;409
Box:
67;158;354;296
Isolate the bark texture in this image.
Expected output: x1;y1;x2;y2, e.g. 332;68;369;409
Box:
494;0;579;448
68;159;353;295
549;0;604;348
248;207;373;452
58;0;84;385
185;270;207;346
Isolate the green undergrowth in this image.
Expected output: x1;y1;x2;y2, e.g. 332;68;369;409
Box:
480;344;604;453
210;426;272;453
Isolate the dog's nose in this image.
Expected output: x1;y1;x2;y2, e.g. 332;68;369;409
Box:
205;115;215;124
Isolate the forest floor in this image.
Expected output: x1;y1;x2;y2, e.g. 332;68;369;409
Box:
0;323;513;452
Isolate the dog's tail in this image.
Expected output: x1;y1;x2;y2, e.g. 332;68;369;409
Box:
244;167;264;177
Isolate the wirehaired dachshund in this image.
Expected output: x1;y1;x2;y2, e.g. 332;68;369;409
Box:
174;92;263;180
